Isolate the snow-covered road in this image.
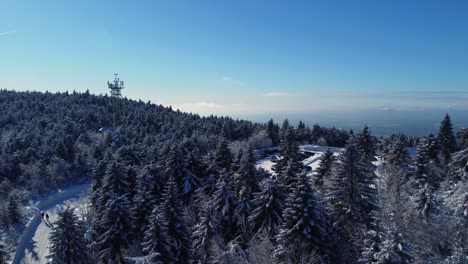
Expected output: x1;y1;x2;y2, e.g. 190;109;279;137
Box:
11;183;90;264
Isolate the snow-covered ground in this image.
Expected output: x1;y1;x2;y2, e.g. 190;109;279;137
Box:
11;183;90;264
255;144;344;175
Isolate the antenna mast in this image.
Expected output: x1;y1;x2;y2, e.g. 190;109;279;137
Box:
107;73;124;98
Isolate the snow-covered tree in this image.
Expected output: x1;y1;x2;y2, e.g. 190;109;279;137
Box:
328;140;379;230
415;183;438;219
276;171;331;262
193;206;222;263
48;207;89;264
386;135;410;167
438;113;457;165
97;161;131;218
132;168;157;238
141;206;175;263
357;125;377;167
97;195;135;264
157;175;193;262
374;231;413;264
0;239;9;264
249;178;286;237
215;139;233;171
211;172;236;242
274;119;301;174
266;118;280;146
234;146;259;200
7;194;21;225
314;149;335;188
296;120;308;143
90;160;107;210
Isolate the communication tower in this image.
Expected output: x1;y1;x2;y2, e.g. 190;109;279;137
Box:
107;73;124;98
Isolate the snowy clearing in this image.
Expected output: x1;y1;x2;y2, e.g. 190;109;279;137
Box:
11;183;90;264
255;144;344;175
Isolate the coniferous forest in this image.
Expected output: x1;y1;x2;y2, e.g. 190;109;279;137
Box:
0;89;467;264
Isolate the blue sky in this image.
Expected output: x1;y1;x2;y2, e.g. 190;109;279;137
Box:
1;0;468;117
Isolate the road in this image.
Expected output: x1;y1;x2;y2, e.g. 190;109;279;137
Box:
12;184;90;264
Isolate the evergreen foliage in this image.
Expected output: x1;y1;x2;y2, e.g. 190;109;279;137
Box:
48;207;89;264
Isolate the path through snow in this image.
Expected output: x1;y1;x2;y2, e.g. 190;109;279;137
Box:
11;183;90;264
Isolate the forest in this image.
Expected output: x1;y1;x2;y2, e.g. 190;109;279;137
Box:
0;89;467;264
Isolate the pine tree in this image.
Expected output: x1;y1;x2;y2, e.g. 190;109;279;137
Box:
234;146;259;200
0;239;9;264
249;178;286;237
296;120;307;143
132;169;157;238
266;118;280;146
233;187;252;241
97;195;135;264
211;172;236;242
7;194;21;225
277;159;301;188
425;133;440;162
356;125;377;171
276;171;331;262
193;206;221;263
414;140;440;189
274;120;301;174
415;183;437;218
48;207;89;264
314;149;335;188
141;206;175;263
327;140;379;237
386;136;410;167
214;139;233;171
374;230;413;264
97;161;130;216
438;113;457;165
158;175;193;262
89;160;107;210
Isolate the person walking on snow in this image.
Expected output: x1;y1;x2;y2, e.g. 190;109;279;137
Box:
46;213;49;221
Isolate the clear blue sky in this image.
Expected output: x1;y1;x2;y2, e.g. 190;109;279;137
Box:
1;0;468;117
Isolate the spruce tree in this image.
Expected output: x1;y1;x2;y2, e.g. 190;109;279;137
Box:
386;136;410;167
142;206;175;263
211;173;236;242
89;160;107;210
132;169;157;238
356;125;377;172
214;139;233;171
158;175;193;262
266;118;280;146
193;206;221;263
248;178;286;237
276;171;331;262
438;113;457;165
327;140;379;238
97;195;135;264
314;149;335;188
415;183;437;218
48;207;89;264
234;146;259;200
97;161;130;217
296;120;307;143
373;230;413;264
274;120;301;174
0;239;9;264
7;194;21;225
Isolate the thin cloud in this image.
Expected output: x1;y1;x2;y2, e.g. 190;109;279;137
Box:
0;30;16;37
175;101;225;110
217;76;246;87
263;92;302;97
